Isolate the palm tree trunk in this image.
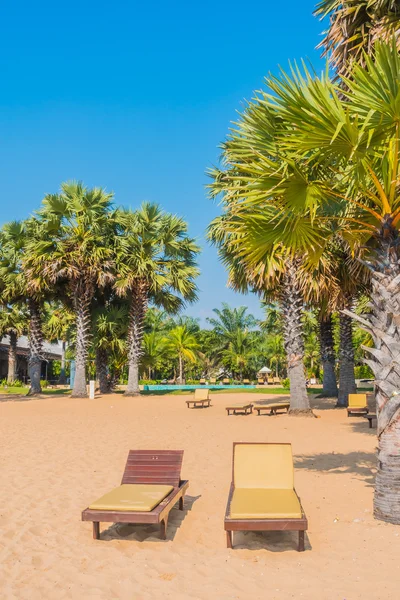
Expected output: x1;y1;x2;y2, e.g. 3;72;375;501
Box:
96;347;110;394
337;305;356;407
27;298;43;395
281;259;313;415
344;230;400;524
7;331;17;384
59;340;67;384
319;315;338;397
125;281;148;396
178;353;184;384
71;281;93;398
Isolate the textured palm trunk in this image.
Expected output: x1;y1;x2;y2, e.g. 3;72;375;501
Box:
125;281;148;396
7;331;18;384
319;315;338;397
96;347;111;394
344;223;400;524
59;340;67;384
27;298;43;395
71;280;93;398
178;353;184;384
281;260;312;415
337;304;357;407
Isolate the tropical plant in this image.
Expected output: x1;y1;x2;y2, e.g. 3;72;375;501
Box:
24;182;117;398
114;203;199;396
163;325;200;383
0;303;28;383
43;301;75;384
315;0;400;79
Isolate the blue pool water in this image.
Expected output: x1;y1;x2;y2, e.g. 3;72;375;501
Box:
143;384;257;391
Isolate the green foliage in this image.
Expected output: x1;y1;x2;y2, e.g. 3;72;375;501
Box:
282;378;290;389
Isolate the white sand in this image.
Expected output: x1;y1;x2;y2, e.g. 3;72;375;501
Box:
0;392;398;599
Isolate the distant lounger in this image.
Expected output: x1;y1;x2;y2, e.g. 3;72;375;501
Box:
199;379;206;385
222;378;230;385
224;443;308;551
82;450;189;541
186;388;211;409
364;413;377;428
209;378;217;384
257;378;265;385
254;402;290;416
226;403;253;416
243;379;251;385
347;394;369;417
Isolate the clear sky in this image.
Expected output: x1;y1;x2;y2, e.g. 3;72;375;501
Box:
0;0;325;324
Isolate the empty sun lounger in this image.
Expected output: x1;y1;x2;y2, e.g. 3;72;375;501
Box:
199;378;206;385
226;403;253;416
82;450;189;541
209;377;217;384
257;378;265;385
224;443;308;551
347;394;369;416
222;378;230;385
186;388;211;408
254;402;290;415
243;379;251;385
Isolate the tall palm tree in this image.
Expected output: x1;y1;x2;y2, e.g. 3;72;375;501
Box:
115;203;199;396
262;333;285;377
141;330;166;379
230;41;400;523
0;303;28;383
24;182;117;398
207;303;257;345
0;220;46;394
222;328;255;379
163;325;199;383
315;0;400;78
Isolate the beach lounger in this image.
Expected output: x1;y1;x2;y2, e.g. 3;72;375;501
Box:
199;378;206;385
222;378;230;385
82;450;189;541
267;377;274;385
273;377;281;385
210;377;217;384
257;378;265;385
254;402;290;415
347;394;369;417
186;388;211;408
243;379;251;385
226;403;253;416
224;443;308;551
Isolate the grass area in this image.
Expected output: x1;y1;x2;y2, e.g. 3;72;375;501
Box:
0;386;71;396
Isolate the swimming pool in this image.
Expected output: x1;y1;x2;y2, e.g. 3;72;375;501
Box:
142;384;257;391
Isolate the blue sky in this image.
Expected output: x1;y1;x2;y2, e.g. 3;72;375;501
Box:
0;0;325;324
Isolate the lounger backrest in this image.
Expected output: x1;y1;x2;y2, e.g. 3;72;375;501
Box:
348;394;367;408
121;450;183;487
233;443;294;489
194;388;209;401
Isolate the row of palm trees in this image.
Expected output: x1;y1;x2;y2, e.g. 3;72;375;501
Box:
0;184;199;397
208;3;400;523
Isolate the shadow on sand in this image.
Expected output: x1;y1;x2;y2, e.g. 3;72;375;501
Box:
294;451;376;487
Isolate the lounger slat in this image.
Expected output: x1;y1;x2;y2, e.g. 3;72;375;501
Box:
122;450;183;487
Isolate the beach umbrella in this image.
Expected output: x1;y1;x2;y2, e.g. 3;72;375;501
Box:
258;366;271;374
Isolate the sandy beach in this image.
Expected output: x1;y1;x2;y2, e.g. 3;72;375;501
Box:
0;392;398;599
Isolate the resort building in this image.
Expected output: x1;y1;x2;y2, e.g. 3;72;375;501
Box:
0;336;62;382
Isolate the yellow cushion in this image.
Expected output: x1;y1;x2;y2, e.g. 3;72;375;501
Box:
234;443;294;489
194;389;209;401
89;484;173;512
348;394;367;408
230;488;302;519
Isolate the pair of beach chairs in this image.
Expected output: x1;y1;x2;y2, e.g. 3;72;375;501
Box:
82;443;307;551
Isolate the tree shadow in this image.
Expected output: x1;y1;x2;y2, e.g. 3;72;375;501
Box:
294;451;376;487
101;494;201;542
347;419;377;436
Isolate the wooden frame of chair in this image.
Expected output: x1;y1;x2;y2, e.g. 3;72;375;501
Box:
224;442;308;551
82;450;189;541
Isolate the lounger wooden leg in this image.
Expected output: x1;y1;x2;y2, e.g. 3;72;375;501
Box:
298;530;305;552
179;496;184;511
93;522;100;540
160;516;169;540
226;530;233;549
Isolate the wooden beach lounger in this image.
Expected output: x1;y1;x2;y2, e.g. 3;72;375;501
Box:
257;378;265;385
209;377;217;384
243;379;251;385
347;394;369;417
199;378;206;385
226;403;253;416
224;443;308;551
222;378;230;385
82;450;189;541
254;402;290;415
186;388;211;408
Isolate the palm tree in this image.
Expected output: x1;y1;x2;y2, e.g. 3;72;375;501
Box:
263;334;285;377
24;182;117;398
141;331;166;379
0;220;46;395
222;328;255;379
43;301;75;384
0;303;27;383
115;204;199;396
207;303;257;345
319;313;338;397
163;325;199;383
225;41;400;523
315;0;400;79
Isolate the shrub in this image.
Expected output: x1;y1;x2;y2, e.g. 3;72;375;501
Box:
354;365;374;379
40;380;49;389
282;378;290;389
0;379;24;388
